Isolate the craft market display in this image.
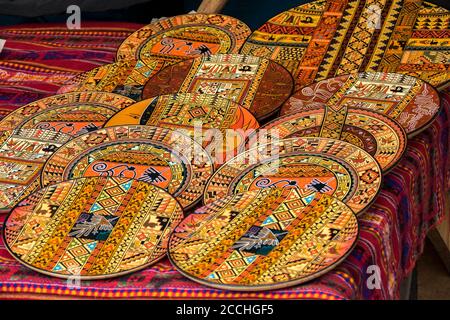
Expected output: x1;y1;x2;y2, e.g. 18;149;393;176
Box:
0;2;448;293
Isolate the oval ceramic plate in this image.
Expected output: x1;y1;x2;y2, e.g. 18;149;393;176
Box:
0;92;136;137
41;125;214;209
105;93;259;165
281;72;441;137
3;176;184;280
117;13;251;79
0;129;71;213
240;1;450;89
259;106;407;172
169;187;358;291
142;54;294;121
204;136;382;214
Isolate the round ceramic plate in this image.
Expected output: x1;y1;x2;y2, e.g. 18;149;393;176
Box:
204;136;382;214
105;93;259;164
3;176;184;280
169;187;358;291
259;106;407;172
240;1;449;89
0;129;71;213
0;92;136;137
57;60;145;100
116;13;251;79
142;54;294;121
41;125;214;209
281;72;441;137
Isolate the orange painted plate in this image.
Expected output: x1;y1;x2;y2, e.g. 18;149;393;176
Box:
41;125;214;210
105;93;259;166
204;136;382;215
0;92;136;137
142;54;294;121
3;176;184;279
169;187;358;291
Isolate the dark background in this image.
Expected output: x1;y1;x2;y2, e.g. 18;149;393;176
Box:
0;0;448;30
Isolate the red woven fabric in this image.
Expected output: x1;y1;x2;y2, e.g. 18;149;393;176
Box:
0;22;448;300
0;22;143;118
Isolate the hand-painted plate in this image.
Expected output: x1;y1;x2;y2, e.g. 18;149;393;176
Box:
0;129;71;213
142;54;294;121
57;60;145;100
105;93;259;165
204;136;382;214
169;187;358;291
3;176;184;280
281;72;441;137
116;13;251;79
41;125;214;209
259;106;407;172
0;92;136;137
240;1;450;89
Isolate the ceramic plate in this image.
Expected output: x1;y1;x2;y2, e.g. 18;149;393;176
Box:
204;136;382;214
0;92;136;137
260;105;407;172
169;187;358;291
116;13;251;79
142;54;294;121
105;93;259;165
0;129;71;213
41;125;214;209
281;72;441;137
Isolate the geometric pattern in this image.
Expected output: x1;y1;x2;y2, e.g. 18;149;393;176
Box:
0;92;136;137
240;0;450;89
142;54;294;121
204;136;382;214
40;125;214;210
261;105;407;172
169;188;358;291
4;176;184;279
116;13;251;81
0;128;71;213
104;93;260;165
57;60;145;100
281;72;441;137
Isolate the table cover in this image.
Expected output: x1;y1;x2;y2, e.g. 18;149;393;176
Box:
0;22;449;300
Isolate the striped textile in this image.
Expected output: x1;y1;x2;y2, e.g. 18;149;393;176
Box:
0;22;449;300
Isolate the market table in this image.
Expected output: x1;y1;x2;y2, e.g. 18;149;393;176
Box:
0;22;448;300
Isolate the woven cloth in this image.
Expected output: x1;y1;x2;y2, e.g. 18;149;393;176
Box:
0;22;449;300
